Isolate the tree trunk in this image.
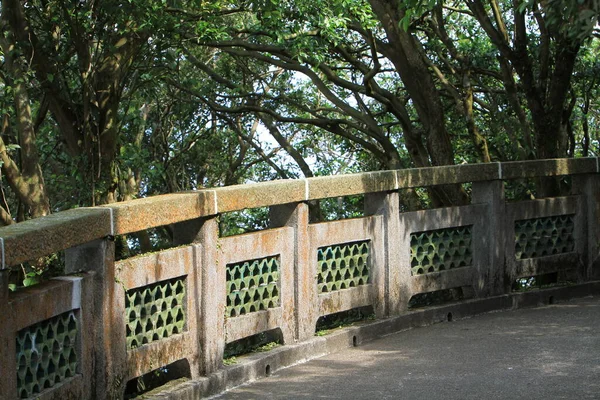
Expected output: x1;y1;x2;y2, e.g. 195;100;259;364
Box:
0;14;51;221
368;0;468;206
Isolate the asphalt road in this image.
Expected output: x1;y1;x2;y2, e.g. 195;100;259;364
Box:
215;296;600;400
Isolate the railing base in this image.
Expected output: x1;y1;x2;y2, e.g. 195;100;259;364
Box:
141;280;600;399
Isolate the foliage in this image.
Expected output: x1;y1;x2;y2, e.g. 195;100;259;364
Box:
223;329;282;359
7;252;64;291
0;0;599;264
219;208;270;237
319;195;365;221
407;287;465;309
510;272;571;291
315;306;375;335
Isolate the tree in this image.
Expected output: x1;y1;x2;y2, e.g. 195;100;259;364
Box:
172;0;599;201
0;0;170;207
1;0;599;227
0;2;50;224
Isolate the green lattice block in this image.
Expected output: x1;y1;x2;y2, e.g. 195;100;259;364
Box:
16;311;78;399
515;215;575;259
410;226;473;275
126;277;186;349
317;241;370;293
226;256;280;317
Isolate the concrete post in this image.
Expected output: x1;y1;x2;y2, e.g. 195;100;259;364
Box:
0;269;7;304
572;174;600;281
269;202;315;341
471;180;506;296
65;238;123;400
364;191;406;315
0;269;13;399
173;216;224;375
198;217;224;374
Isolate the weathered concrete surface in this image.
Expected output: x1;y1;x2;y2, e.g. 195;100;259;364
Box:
217;180;305;213
217;296;600;400
1;207;111;267
1;157;598;267
307;170;397;200
220;227;296;345
397;162;501;188
501;158;597;180
104;191;216;235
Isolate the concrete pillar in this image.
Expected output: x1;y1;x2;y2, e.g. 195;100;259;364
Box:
572;174;600;281
0;269;13;399
173;216;225;375
173;216;223;375
365;191;407;315
65;238;123;400
0;269;8;304
199;217;224;374
0;332;16;399
269;202;315;341
471;180;506;296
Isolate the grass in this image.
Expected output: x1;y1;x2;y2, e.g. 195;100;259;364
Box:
315;307;375;336
222;341;281;366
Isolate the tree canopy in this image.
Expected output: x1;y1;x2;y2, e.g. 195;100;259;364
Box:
0;0;598;226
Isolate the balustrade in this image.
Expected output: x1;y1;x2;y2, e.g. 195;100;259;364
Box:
1;158;599;399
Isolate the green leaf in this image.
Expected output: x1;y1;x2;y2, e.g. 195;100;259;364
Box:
23;276;40;287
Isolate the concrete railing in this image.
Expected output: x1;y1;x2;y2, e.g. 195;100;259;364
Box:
1;158;600;399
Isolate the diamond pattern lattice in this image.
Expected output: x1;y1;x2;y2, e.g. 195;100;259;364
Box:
226;256;280;318
317;240;370;293
16;310;78;399
126;277;186;349
410;226;473;275
514;215;575;259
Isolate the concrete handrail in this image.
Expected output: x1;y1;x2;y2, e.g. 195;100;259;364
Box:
0;158;597;268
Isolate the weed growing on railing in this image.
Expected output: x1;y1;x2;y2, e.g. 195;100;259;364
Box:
315;306;375;336
124;360;190;399
224;329;283;360
7;252;65;291
511;272;575;292
408;287;466;309
316;315;376;337
133;364;169;394
113;263;129;293
254;341;281;353
223;356;238;366
222;341;280;366
22;270;43;287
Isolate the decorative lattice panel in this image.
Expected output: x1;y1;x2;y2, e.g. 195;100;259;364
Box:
317;241;370;293
16;311;78;399
410;226;473;275
226;256;280;317
126;277;186;349
514;215;575;259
